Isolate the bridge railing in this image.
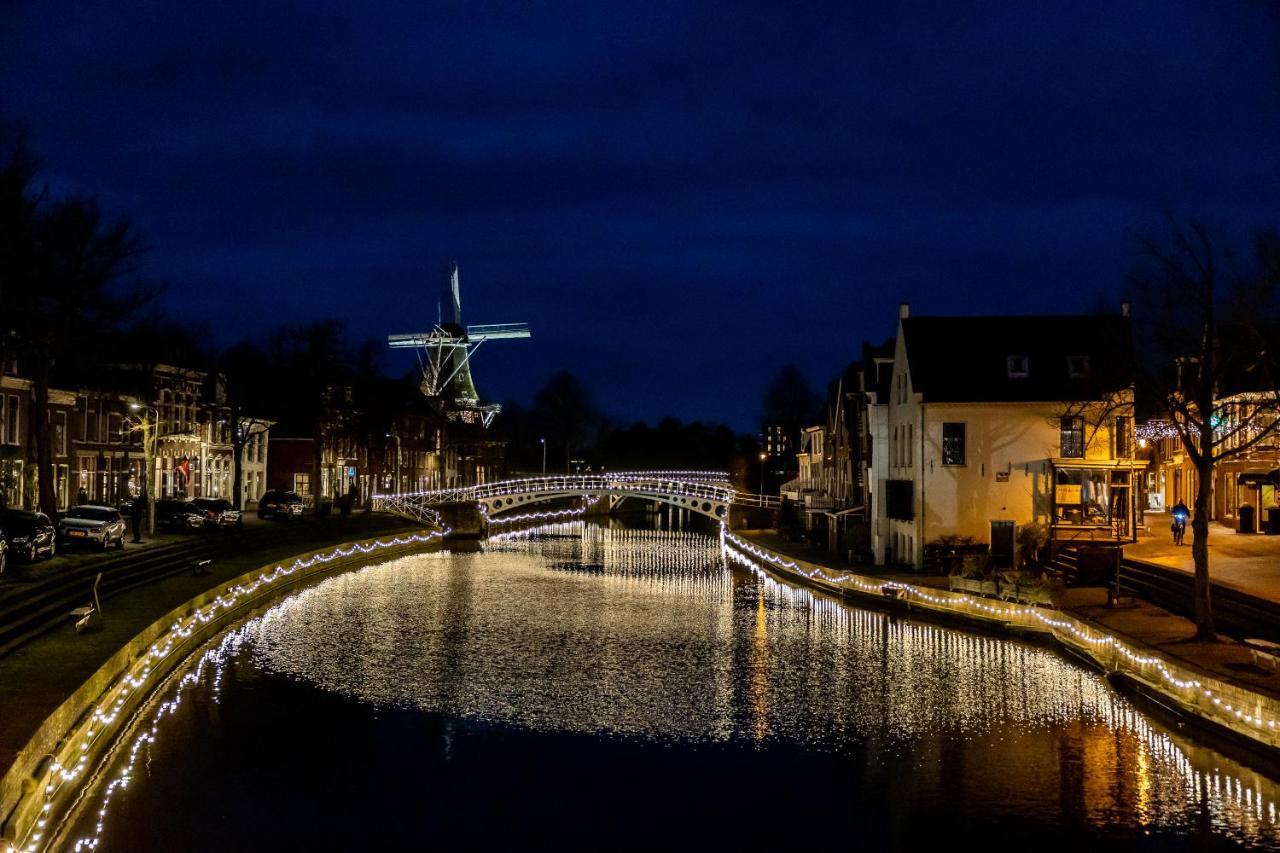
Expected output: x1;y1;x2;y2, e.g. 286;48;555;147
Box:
733;492;781;509
374;471;738;507
370;494;446;527
473;475;735;503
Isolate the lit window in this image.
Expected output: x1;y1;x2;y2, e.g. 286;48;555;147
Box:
1060;416;1085;458
1007;356;1029;378
942;422;965;465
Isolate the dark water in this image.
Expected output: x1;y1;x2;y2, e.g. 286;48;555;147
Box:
67;522;1280;851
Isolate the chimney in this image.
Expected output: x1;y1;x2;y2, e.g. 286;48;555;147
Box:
899;302;910;320
1121;301;1131;317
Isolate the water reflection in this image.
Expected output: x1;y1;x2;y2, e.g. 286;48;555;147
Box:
72;521;1280;850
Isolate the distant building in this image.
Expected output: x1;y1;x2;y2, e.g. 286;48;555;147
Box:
0;360;273;511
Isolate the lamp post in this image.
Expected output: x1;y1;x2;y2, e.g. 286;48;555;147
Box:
540;438;546;475
129;403;159;536
759;451;768;496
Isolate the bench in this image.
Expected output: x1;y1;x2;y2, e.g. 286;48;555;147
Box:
192;558;212;577
1243;638;1280;671
69;572;103;634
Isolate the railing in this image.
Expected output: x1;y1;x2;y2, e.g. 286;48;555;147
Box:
733;492;781;509
372;470;779;512
370;494;445;527
374;471;736;505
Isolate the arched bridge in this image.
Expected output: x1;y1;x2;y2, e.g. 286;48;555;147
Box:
373;470;779;529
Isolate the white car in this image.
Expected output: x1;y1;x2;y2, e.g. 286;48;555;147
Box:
58;505;127;551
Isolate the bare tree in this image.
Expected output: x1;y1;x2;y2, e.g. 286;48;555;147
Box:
220;341;273;509
1132;218;1280;639
1;144;149;516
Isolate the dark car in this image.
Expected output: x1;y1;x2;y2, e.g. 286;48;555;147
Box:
155;499;206;532
258;490;304;520
0;510;57;562
58;505;127;550
192;498;242;529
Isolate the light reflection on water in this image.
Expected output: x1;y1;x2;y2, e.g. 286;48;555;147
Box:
74;521;1280;850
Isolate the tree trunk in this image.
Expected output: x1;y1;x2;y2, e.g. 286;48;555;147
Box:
231;427;245;511
32;361;57;517
312;421;325;508
1191;455;1216;640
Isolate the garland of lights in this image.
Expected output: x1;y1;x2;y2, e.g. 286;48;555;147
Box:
717;526;1280;740
13;530;448;853
1136;420;1182;441
19;520;1279;851
479;496;601;526
373;472;738;505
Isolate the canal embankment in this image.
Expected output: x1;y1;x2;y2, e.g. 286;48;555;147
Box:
726;527;1280;762
0;517;444;851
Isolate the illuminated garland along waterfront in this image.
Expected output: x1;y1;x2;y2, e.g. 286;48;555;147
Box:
49;523;1280;850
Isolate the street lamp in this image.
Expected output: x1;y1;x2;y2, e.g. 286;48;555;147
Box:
129;403;159;536
759;451;768;495
539;438;547;475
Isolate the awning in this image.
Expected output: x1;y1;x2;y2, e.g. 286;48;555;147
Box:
1236;470;1279;486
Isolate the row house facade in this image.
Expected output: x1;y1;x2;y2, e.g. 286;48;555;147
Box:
0;362;271;512
879;304;1137;569
785;305;1139;570
1146;397;1280;527
784;342;894;560
266;384;495;506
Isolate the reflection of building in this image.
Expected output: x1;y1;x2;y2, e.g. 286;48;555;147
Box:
878;304;1137;568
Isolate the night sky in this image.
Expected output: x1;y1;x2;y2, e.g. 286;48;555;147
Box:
2;2;1278;431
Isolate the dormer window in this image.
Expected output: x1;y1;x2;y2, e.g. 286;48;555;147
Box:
1067;355;1089;378
1006;355;1029;378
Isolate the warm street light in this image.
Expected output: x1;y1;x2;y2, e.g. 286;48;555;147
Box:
128;402;159;535
540;437;547;475
759;451;768;495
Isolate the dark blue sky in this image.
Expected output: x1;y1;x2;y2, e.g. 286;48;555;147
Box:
3;2;1278;431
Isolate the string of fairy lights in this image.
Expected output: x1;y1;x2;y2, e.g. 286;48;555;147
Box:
719;541;1279;836
60;519;1280;849
478;496;601;526
17;518;1280;850
13;531;448;853
717;526;1280;743
372;471;738;505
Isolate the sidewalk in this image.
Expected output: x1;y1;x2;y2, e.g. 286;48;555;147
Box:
0;513;421;777
735;528;1280;703
1126;512;1280;605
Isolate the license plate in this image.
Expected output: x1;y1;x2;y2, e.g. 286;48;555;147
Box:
70;530;86;537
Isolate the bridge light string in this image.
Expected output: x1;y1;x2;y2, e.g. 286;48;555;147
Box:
372;472;746;506
479;496;601;527
717;526;1280;741
15;531;448;853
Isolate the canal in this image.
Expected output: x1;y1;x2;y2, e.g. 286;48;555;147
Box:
67;521;1280;851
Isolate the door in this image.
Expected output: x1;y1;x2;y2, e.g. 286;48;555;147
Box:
990;520;1015;569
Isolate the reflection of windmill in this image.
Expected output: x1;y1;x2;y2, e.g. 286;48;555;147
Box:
388;263;530;427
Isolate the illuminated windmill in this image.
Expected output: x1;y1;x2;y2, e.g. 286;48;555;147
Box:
388;262;530;427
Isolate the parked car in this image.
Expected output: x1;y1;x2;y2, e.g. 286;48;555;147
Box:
192;498;242;529
258;490;304;520
58;505;127;551
155;499;207;532
0;510;57;562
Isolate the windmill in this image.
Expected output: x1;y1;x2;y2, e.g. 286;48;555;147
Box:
388;263;530;427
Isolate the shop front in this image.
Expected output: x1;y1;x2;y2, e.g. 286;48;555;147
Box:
1051;461;1137;543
